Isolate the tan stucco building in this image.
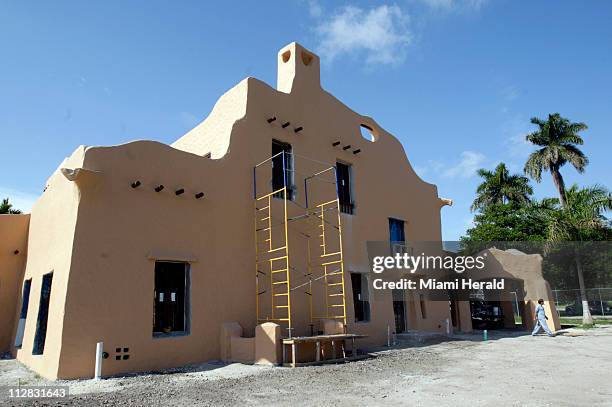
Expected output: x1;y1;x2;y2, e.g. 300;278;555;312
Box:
0;43;557;379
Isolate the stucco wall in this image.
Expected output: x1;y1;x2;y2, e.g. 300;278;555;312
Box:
480;248;561;331
0;214;30;353
13;147;86;379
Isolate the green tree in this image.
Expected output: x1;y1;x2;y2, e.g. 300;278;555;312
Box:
0;198;22;214
470;163;533;212
542;184;612;325
524;113;588;208
462;201;549;243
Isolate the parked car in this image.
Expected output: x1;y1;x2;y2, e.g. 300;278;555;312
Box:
565;300;611;316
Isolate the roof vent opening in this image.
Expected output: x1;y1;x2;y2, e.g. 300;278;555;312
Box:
360;124;378;142
282;50;291;63
301;51;313;66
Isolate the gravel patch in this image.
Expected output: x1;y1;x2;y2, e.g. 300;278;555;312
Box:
1;326;611;407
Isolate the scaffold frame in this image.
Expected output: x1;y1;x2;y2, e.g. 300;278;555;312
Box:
253;151;348;335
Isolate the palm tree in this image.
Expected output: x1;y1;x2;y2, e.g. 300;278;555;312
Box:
0;198;22;214
524;113;589;208
470;163;533;211
543;184;612;325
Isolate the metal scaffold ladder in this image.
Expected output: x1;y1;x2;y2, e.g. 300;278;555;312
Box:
315;199;347;325
255;187;292;329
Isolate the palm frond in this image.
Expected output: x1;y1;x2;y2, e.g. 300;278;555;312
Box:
558;144;588;172
524;151;544;182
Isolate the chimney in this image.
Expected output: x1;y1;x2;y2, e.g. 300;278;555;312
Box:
277;42;321;94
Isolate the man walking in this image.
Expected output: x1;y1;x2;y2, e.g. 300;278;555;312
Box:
531;298;555;337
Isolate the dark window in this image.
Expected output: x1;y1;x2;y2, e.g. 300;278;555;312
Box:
15;279;32;348
450;299;458;328
20;279;32;319
351;273;371;322
389;218;409;256
336;162;354;214
389;218;405;243
272;139;293;200
153;262;189;335
33;273;53;355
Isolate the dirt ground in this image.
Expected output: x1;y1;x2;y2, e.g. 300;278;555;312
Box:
1;326;611;407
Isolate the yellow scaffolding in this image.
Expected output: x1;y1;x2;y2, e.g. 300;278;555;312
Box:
254;153;348;335
255;187;292;329
311;198;347;325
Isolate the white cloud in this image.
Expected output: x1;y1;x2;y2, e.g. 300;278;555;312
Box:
413;165;427;176
428;159;445;173
506;132;531;159
463;0;489;10
497;113;534;164
418;0;453;9
441;151;486;179
314;4;412;66
414;159;444;178
307;0;323;18
0;187;39;213
418;0;488;12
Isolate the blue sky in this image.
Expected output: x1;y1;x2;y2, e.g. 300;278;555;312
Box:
1;0;610;239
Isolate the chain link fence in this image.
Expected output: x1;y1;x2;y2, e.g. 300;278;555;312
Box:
552;288;612;317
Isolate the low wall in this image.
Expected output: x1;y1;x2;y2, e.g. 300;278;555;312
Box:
221;322;281;365
229;337;255;363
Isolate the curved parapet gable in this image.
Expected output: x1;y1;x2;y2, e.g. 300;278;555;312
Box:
170;42;441;205
171;78;250;158
243;59;444;211
351;111;440;192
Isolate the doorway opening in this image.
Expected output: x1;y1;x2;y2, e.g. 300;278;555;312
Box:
392;289;407;333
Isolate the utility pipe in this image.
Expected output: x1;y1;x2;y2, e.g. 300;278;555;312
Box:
94;342;103;380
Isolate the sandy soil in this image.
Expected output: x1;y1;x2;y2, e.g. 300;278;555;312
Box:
1;326;611;407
